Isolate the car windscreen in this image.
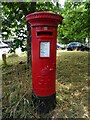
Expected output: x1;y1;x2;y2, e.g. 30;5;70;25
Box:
68;43;81;47
0;46;9;49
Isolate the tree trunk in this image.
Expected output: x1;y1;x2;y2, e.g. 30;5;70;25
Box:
27;22;32;65
27;2;36;66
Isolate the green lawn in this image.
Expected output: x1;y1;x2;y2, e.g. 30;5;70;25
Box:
56;51;89;118
1;51;89;119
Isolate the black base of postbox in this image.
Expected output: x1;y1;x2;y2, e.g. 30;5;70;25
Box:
32;92;56;115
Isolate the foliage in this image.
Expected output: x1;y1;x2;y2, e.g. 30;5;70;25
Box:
1;1;90;45
1;2;30;51
1;2;62;49
58;1;90;44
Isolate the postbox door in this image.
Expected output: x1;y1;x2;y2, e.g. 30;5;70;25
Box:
32;26;57;96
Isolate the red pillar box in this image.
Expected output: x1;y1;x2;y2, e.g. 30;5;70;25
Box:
26;12;63;114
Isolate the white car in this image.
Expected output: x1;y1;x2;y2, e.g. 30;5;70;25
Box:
0;40;10;60
57;43;65;50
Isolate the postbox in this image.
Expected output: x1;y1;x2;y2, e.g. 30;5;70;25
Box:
26;12;63;114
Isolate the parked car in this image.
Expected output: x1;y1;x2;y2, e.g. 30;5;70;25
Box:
2;40;11;45
0;40;10;54
57;43;65;50
66;42;90;51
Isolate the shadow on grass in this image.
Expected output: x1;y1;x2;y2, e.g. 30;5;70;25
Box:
54;51;89;118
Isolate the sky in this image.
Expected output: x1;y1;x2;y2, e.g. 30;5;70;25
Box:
59;0;65;6
51;0;65;7
58;0;65;6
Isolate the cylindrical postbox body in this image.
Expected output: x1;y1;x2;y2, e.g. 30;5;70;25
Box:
26;12;63;114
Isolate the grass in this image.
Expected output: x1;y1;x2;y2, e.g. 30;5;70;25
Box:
56;51;89;118
1;51;89;119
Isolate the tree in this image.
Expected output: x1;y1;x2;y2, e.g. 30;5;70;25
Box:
1;2;62;65
58;1;90;44
1;2;36;65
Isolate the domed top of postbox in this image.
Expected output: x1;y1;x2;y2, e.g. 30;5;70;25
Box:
26;12;63;27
